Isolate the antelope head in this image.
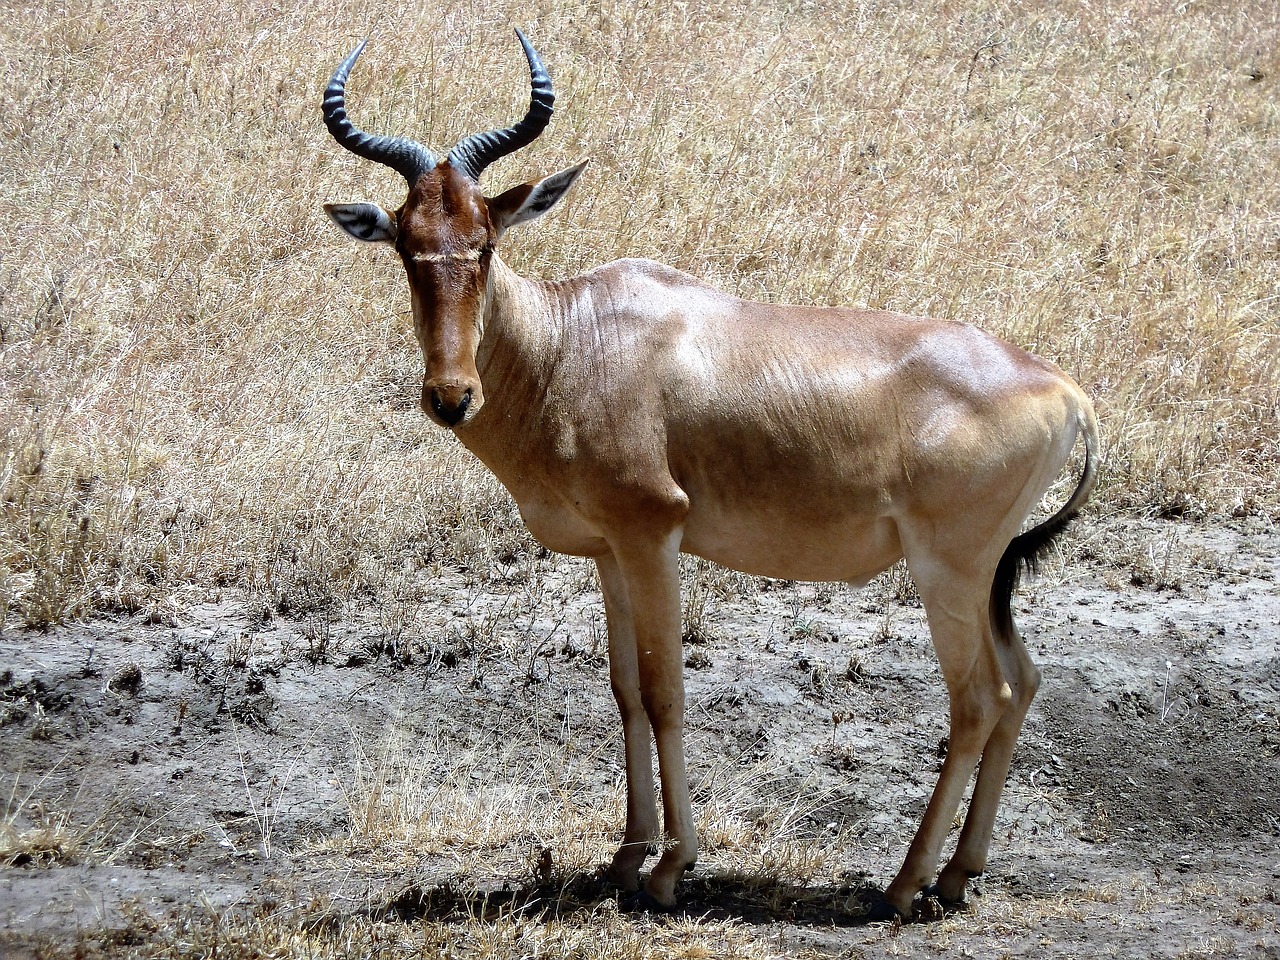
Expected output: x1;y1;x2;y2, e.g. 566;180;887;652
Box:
322;29;587;428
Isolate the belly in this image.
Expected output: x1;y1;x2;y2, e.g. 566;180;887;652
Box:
681;502;904;583
479;428;905;581
495;462;906;582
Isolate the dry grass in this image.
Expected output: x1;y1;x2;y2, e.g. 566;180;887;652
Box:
331;719;624;882
1;762;134;868
326;714;861;894
1;766;87;867
30;898;797;960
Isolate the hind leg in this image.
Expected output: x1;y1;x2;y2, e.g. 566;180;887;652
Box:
880;564;1011;917
933;620;1040;903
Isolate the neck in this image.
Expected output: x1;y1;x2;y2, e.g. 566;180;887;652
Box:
458;255;566;450
479;254;561;388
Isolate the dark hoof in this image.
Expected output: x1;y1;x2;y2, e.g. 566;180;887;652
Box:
864;894;907;923
922;885;969;915
596;865;637;893
620;889;673;914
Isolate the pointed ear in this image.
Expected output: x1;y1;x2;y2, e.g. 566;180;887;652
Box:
488;160;589;238
324;202;398;244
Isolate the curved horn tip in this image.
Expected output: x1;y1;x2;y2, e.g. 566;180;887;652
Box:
513;27;544;66
322;35;438;186
328;38;370;87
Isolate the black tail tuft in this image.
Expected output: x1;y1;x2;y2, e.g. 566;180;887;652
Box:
990;417;1098;643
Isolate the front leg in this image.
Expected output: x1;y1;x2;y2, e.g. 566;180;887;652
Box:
609;528;696;907
596;551;659;891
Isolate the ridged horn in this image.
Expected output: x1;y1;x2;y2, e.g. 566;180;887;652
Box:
322;40;437;186
446;28;554;182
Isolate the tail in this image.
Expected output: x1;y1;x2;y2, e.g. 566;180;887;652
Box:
990;405;1099;642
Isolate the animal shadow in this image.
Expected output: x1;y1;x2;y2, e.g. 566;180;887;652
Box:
369;868;962;928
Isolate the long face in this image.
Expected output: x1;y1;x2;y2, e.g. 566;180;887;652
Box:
396;164;495;428
321;31;586;430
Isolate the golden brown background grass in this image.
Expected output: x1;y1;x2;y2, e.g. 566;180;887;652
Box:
2;0;1277;622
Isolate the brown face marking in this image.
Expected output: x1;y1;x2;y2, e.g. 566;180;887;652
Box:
395;162;495;426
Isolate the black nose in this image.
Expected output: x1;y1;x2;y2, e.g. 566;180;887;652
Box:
431;387;471;426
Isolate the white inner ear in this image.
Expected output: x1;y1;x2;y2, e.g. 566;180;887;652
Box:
506;162;589;230
325;203;397;243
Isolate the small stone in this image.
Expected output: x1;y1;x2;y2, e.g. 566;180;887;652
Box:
107;663;143;695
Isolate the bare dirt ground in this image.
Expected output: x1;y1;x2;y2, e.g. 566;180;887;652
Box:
2;516;1278;958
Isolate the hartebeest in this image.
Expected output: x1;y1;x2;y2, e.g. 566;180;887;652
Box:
320;29;1099;920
